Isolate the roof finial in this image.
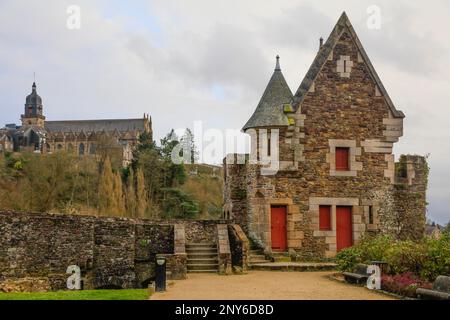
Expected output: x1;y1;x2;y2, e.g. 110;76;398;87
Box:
275;55;281;71
32;72;37;91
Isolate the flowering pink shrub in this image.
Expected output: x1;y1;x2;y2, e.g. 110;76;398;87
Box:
381;272;432;298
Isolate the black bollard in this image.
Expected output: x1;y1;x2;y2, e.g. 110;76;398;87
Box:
155;255;167;292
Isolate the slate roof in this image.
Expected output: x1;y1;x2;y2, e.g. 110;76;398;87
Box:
26;82;43;106
45;119;147;133
293;12;404;118
243;56;294;131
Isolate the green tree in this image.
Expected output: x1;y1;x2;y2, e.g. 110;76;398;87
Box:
112;172;126;216
180;128;198;164
126;169;137;217
161;188;199;219
98;157;115;215
136;168;148;218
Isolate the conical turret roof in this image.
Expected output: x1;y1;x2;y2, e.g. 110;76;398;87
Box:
243;56;293;131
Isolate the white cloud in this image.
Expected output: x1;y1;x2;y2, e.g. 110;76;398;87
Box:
0;0;449;224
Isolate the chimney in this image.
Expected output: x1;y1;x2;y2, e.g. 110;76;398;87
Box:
319;37;324;50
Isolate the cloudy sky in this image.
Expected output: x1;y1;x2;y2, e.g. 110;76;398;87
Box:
0;0;449;224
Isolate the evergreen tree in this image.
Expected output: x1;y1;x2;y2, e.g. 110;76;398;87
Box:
98;157;114;215
113;172;126;216
126;169;137;217
136;168;148;218
180;128;198;164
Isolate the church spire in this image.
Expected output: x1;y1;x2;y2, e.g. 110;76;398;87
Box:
22;81;45;128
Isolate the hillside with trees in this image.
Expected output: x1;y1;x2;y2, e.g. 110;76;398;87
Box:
0;129;223;220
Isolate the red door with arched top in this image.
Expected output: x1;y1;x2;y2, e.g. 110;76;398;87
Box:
336;206;353;251
271;206;287;251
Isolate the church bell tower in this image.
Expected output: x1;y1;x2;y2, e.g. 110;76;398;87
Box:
21;82;45;128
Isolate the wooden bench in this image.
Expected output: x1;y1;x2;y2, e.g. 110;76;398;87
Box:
416;276;450;300
343;264;370;285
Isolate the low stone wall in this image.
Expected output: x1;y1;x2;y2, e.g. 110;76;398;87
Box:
0;211;229;292
228;224;250;273
216;224;232;275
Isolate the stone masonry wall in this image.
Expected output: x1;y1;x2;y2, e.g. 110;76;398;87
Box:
224;27;428;260
223;154;248;231
0;212;229;292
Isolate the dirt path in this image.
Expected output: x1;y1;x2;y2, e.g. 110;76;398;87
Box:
151;271;394;300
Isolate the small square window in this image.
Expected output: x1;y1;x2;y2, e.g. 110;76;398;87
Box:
336;147;350;171
319;205;332;231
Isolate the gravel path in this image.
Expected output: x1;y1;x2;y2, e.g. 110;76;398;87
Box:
151;271;394;300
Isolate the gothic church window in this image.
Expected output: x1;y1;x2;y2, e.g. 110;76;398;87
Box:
79;143;85;155
89;143;96;155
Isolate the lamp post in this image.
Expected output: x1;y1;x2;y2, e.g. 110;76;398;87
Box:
155;255;167;292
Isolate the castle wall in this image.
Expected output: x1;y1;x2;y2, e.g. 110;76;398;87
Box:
0;211;233;292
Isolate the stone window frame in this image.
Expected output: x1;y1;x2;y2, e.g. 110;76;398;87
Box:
336;55;353;78
310;197;365;258
361;199;380;231
326;139;362;177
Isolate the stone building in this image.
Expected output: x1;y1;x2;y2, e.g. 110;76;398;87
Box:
0;82;152;166
224;13;428;259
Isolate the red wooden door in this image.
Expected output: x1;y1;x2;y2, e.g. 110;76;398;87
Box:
336;206;353;252
271;206;287;251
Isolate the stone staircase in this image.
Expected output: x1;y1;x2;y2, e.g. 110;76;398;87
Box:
186;243;219;273
248;249;337;271
248;249;272;266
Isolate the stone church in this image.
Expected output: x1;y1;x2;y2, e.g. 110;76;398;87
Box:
0;82;152;167
224;13;428;259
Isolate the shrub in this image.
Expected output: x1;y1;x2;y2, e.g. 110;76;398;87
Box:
336;234;450;282
335;246;363;272
384;240;426;275
381;272;432;298
420;232;450;281
335;235;392;272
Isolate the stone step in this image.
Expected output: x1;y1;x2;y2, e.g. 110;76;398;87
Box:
272;252;289;256
273;256;292;263
186;243;216;248
249;262;337;272
248;259;271;264
186;252;218;258
187;270;218;274
187;258;218;264
249;254;266;261
250;249;263;255
187;263;219;270
186;249;217;252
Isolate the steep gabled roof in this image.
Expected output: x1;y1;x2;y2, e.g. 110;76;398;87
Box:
293;12;404;118
243;56;294;131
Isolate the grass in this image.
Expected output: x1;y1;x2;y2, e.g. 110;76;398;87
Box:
0;289;150;300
